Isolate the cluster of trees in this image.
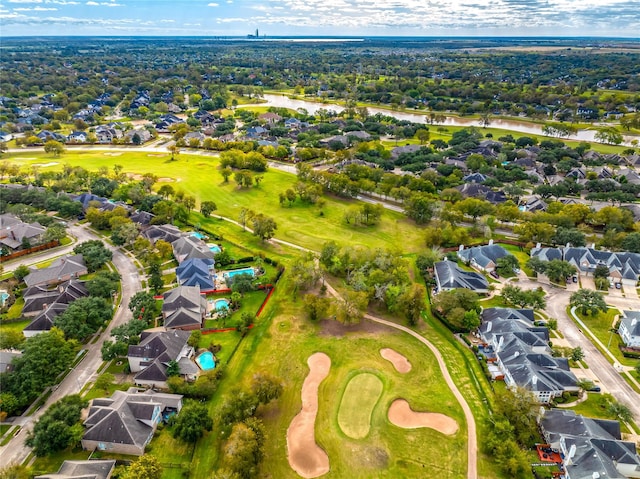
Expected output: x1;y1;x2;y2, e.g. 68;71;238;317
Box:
219;149;269;173
25;394;87;456
570;289;608;316
0;328;78;416
215;373;283;478
431;289;481;332
501;284;547;309
527;257;577;284
315;242;425;324
73;240;112;272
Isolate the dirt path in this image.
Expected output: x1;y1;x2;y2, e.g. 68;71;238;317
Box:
286;352;331;478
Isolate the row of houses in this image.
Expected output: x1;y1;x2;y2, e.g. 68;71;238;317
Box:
531;246;640;286
479;307;578;403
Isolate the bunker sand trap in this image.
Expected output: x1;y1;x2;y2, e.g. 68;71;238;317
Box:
388;399;458;435
287;352;331;478
380;348;412;373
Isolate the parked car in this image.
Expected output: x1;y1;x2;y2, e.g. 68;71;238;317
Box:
615;283;622;289
490;271;499;279
588;386;602;392
572;276;578;283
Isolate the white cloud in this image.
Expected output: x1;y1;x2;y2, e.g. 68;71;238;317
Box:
85;0;123;5
7;0;43;3
14;6;57;9
207;2;219;6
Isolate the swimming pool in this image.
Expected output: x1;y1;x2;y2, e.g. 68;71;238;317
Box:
0;291;8;308
196;351;216;371
207;243;221;253
224;267;255;279
211;298;230;311
190;231;207;240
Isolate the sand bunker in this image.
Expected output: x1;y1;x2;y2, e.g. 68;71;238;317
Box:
287;352;331;478
103;152;122;156
380;348;412;373
147;153;166;157
158;177;177;182
388;399;458;435
32;162;58;167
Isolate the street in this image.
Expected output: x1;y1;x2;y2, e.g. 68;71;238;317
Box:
0;223;142;468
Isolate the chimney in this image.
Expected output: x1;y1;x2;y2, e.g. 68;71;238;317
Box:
536;242;541;249
511;351;519;360
459;244;464;252
566;444;577;465
489;239;494;246
497;335;503;352
532;375;538;386
632;318;637;327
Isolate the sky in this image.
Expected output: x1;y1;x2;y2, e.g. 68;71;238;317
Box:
1;0;639;37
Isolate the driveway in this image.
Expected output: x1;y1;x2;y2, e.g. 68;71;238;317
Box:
579;275;596;291
623;285;639;300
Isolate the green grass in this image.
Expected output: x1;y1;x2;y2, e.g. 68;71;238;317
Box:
337;372;384;439
569;393;633;433
0;318;30;333
479;295;509;308
501;243;533;277
6;150;427;254
30;448;91;477
197;329;243;366
188;276;484;479
146;427;195;479
4;297;24;320
574;308;639;368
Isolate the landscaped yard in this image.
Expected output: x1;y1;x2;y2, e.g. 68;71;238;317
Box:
574;307;640;368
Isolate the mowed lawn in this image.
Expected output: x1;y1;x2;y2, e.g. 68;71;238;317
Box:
5;150;428;253
189;280;469;479
337;372;383;439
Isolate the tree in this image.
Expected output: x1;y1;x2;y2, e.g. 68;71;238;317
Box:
13;265;30;282
188;330;202;348
229;273;255;294
54;297;112;340
454;197;495;221
332;290;368;324
622;232;640;253
111;222;139;246
43;223;66;243
397;283;426;326
168;144;180;161
166;360;180;377
404;193;435;224
494;387;539;447
544;259;576;284
570;289;608;316
0;463;32;479
495;255;520;276
25;395;87;456
303;294;330;321
570;347;585;362
200;201;217;218
251;373;283;405
553;227;586;247
607;400;633;424
86;271;120;299
94;373;115;392
251;214;277;241
238;208;254;231
223;421;264;479
128;291;158;323
171;401;213;442
73;240;112;272
43;140;65;157
121;455;162;479
0;329;24;350
594;264;610;279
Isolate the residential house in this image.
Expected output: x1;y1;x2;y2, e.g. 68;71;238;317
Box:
35;460;116;479
0;213;46;250
171;236;215;264
539;409;640;479
124;129;151;144
23;303;70;338
22;279;88;317
175;258;216;290
95;124;123;144
0;350;21;374
162;285;207;330
520;196;547;212
433;260;489;294
455;183;507;204
184;132;205;145
479;308;578;403
24;254;87;288
320;135;350;147
457;242;510;272
128;330;198;389
82;388;182;456
69;193;110;211
259;112;282;124
67;131;88;143
36;130;66;143
142;224;183;245
618;310;640;349
130;210;155;226
390;144;422;160
530;246;640;286
462;172;487;184
345;130;372;141
245;126;267;139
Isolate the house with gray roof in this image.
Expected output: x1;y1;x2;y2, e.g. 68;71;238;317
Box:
619;311;640;349
539;409;640;479
35;460;116;479
162;286;207;331
520;196;547;212
142;224;182;245
22;280;88;336
82;388;182;456
24;254;87;288
530;246;640;286
128;330;197;389
171;236;215;264
480;308;578;403
0;213;46;250
23;303;70;338
457;242;510;272
433;260;489;294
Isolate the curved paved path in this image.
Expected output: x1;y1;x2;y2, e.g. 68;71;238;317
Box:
363;314;478;479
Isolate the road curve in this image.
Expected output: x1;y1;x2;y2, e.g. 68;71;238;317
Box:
0;225;142;469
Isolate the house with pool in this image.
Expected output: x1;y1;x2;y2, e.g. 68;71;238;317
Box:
162;285;207;331
128;330;199;389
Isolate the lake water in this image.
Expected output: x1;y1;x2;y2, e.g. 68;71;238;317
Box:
257;94;636;146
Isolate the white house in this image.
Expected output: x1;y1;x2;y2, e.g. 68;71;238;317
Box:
619;311;640;349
